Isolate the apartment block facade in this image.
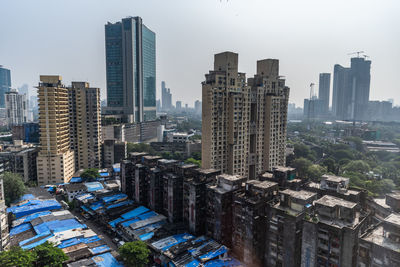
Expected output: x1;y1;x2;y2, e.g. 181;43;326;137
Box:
36;76;75;185
202;52;289;179
68;82;101;170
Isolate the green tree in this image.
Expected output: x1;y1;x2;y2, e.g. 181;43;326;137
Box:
333;149;354;161
343;160;371;174
119;241;150;267
3;172;26;206
80;168;99;182
322;158;337;174
185;158;201;167
33;241;68;267
306;164;327;181
292;157;312;178
191;151;201;161
0;246;35;267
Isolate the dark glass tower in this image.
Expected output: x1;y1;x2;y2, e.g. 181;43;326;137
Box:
105;17;156;122
0;66;11;108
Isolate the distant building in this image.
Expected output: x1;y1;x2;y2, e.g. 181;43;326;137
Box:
102;140;127;168
36;76;75;185
202;52;289;179
0;66;11;108
332;57;371;121
12;123;39;143
5;89;27;127
68;82;102;170
0;140;39;183
176;101;182;110
161;81;172;111
104;17;156;122
318;73;330;115
194;100;202;115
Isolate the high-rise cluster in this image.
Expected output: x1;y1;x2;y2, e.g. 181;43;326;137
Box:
36;76;101;185
202;52;289;179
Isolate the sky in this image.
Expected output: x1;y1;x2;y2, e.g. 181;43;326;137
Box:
0;0;399;108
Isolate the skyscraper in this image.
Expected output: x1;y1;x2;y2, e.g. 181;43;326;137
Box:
5;89;27;127
161;81;172;110
36;76;75;185
332;57;371;120
68;82;101;170
105;16;156;122
318;73;331;115
176;101;182;110
0;66;11;108
202;52;289;179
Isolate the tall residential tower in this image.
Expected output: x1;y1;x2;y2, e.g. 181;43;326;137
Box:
104;17;156;122
0;66;11;108
202;52;289;179
5;89;27;127
36;76;75;185
68;82;101;170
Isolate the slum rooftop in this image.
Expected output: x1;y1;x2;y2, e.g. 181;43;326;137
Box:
7;188;122;265
314;195;357;209
322;174;349;183
361;213;400;253
281;189;317;201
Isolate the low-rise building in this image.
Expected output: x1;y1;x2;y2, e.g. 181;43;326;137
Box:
359;213;400;267
301;195;369;267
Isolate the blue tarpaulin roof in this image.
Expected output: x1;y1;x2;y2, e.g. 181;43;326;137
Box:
20;233;54;250
108;217;124;228
76;193;94;201
13;211;52;226
102;193;127;204
85;182;104;192
19;194;35;201
137;211;157;220
34;219;86;235
7;200;62;218
58;235;101;249
99;172;109;177
92;252;124;267
204;258;242;267
90;201;104;211
10;222;32;236
106;200;133;210
113;167;120;173
70;177;82;183
121;218;140;227
121;206;149;220
90;245;110;255
199;246;228;262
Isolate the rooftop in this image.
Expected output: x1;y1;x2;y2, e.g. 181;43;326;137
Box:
314;195;357;209
274;166;295;172
281;189;317;201
362;224;400;253
384;213;400;228
386;192;400;200
322;174;349;183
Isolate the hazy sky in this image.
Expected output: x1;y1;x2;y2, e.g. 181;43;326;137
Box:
1;0;399;107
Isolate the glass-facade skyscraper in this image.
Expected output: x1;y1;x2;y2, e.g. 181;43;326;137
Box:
0;66;11;108
105;17;156;122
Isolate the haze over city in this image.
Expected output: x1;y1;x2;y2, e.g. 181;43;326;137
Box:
1;0;399;107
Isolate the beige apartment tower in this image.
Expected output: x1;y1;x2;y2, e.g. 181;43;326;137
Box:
68;82;101;170
36;76;75;185
202;52;289;179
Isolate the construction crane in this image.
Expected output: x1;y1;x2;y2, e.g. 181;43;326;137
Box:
348;51;365;58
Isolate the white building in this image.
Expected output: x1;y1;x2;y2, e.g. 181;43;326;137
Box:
5;89;27;127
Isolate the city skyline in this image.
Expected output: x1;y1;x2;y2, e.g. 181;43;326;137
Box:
0;0;399;107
